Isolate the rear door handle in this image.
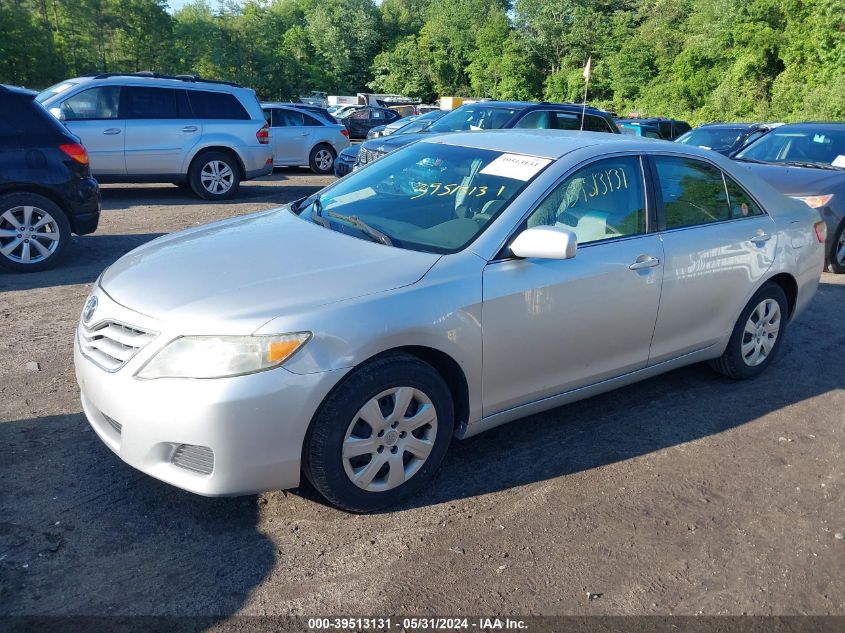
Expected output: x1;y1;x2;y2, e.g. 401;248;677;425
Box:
629;255;661;270
750;232;772;244
181;125;198;133
102;128;121;135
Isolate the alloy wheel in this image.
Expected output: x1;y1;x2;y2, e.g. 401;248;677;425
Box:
315;149;333;172
741;298;781;366
342;386;438;492
0;206;61;265
200;160;234;195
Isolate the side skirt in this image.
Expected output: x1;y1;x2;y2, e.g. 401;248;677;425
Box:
457;344;720;440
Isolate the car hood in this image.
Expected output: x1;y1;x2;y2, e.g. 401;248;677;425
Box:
99;208;440;332
733;161;845;196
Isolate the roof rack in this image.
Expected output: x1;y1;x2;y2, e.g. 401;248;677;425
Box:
86;71;243;88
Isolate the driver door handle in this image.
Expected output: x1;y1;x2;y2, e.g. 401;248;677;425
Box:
181;125;198;132
102;128;121;135
629;255;661;270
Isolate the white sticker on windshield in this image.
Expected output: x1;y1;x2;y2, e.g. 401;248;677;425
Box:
479;154;552;181
832;155;845;168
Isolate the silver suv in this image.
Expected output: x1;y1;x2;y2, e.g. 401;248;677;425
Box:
37;73;273;199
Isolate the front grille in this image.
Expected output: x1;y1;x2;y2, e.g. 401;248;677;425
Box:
103;414;122;435
79;320;156;372
357;147;385;166
171;444;214;475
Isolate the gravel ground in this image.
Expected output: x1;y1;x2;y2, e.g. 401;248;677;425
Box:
1;171;843;618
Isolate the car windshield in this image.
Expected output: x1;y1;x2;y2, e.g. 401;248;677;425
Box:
427;105;518;133
735;127;845;168
35;80;78;103
677;127;745;149
298;142;551;253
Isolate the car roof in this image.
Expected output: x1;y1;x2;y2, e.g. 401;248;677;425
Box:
772;122;845;131
0;84;37;97
698;122;760;129
464;100;609;114
420;129;689;159
65;74;244;91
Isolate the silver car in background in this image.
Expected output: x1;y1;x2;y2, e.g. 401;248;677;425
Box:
261;103;351;174
37;73;273;200
74;132;825;512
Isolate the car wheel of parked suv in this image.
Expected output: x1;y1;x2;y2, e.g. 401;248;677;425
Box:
189;151;241;200
710;282;788;380
309;144;336;175
0;193;71;273
829;223;845;274
303;353;454;513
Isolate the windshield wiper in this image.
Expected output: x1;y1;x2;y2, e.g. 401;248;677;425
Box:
326;211;394;246
781;160;843;171
733;157;773;164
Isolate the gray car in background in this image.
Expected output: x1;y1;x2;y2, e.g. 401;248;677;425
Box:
75;132;824;512
261;103;350;174
37;72;273;199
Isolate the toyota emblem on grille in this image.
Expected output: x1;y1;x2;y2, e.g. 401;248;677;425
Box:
82;296;98;323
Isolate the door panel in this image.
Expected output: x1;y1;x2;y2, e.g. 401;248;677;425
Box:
65;121;126;175
124;120;200;174
270;109;311;164
648;155;777;363
60;86;125;175
649;217;776;362
122;86;198;175
482;235;664;416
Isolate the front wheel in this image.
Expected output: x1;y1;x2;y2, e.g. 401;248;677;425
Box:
189;151;241;200
828;223;845;274
303;353;454;513
709;282;789;380
309;144;336;175
0;193;71;272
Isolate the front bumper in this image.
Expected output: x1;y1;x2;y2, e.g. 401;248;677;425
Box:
74;291;346;496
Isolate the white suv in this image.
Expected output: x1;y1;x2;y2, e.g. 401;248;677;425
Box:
37;72;273;199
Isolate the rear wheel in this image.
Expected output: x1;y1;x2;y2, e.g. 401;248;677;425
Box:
189;151;241;200
303;353;454;513
828;223;845;274
0;193;71;272
309;144;336;175
709;282;788;380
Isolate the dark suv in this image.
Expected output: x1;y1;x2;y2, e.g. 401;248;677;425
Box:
355;101;618;168
0;84;100;272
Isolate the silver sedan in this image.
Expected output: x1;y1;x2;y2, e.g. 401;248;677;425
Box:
74;131;826;512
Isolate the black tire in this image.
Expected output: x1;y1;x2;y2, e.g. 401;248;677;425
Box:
709;282;789;380
828;222;845;274
188;150;241;200
309;144;336;175
0;192;71;273
303;353;454;513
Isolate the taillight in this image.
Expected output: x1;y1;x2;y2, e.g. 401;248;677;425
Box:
814;220;827;243
59;142;89;165
256;123;270;145
341;128;349;138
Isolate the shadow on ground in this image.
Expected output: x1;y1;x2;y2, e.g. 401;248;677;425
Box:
0;412;275;616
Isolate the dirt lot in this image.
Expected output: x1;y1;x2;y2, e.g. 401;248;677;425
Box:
1;171;844;618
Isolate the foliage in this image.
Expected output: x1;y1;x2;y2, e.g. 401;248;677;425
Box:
1;0;842;123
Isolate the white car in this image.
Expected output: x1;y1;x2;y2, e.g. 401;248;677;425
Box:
262;104;350;174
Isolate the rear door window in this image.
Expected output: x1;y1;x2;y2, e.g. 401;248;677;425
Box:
122;87;181;119
724;176;764;218
272;109;305;127
585;115;614;133
187;90;249;120
303;112;323;126
653;156;730;228
61;86;121;120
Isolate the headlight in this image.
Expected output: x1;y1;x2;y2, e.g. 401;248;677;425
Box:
791;194;833;209
136;333;311;379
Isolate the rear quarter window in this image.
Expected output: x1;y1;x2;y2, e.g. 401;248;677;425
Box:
187;90;250;120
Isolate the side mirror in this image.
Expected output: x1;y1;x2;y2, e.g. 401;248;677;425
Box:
510;226;578;260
